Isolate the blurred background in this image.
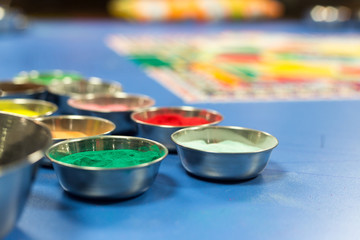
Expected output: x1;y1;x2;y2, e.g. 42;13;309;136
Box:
4;0;360;20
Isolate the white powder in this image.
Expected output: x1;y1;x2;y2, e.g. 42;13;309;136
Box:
180;139;263;153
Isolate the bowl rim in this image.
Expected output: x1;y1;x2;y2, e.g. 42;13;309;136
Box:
130;106;224;128
46;135;169;171
14;70;83;85
47;78;123;97
67;92;156;113
0;112;53;175
16;69;82;78
171;125;279;154
0;81;47;96
0;98;58;117
35;115;116;140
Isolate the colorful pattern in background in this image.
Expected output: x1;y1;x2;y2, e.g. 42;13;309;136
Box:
107;32;360;103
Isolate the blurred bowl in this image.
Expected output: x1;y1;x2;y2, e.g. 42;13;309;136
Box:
68;93;155;135
0;112;52;239
0;98;58;118
171;126;278;180
0;81;47;99
131;106;223;151
47;78;123;114
46;135;168;199
36;115;116;167
14;69;83;86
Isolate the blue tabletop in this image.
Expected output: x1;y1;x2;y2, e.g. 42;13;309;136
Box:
2;19;360;240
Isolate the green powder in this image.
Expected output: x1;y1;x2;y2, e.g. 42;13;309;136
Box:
58;148;163;168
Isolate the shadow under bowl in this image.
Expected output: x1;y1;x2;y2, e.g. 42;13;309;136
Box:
131;106;223;152
0;112;52;239
171;126;279;181
46;135;168;200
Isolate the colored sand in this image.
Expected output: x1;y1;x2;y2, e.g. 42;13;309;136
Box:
1;108;39;117
144;113;210;126
58;148;163;168
69;101;131;111
51;130;88;139
180;139;263;153
19;73;83;85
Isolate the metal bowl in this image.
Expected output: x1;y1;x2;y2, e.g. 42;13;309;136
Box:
36;115;116;167
171;126;279;181
68;93;155;135
14;69;83;86
0;81;47;99
46;136;168;199
0;112;52;239
131;106;223;151
0;98;58;118
47;78;123;114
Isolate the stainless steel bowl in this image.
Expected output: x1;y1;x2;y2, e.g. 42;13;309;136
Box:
68;93;155;135
46;136;168;199
36;115;116;167
171;126;279;180
0;98;58;118
47;78;123;114
0;112;52;239
0;81;47;99
131;106;223;151
14;69;83;86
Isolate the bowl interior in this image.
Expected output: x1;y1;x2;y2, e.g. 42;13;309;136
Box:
0;113;52;170
172;126;278;153
37;116;115;140
132;107;223;126
0;99;57;117
0;82;45;95
15;70;83;85
68;94;155;112
47;136;168;168
48;79;123;96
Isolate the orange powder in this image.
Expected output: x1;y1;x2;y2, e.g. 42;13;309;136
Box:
51;130;88;139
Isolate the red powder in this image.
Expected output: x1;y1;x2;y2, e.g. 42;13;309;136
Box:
144;113;210;126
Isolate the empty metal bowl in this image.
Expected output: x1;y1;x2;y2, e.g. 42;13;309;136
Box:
14;69;83;86
131;106;223;151
46;136;168;199
47;78;123;114
0;112;52;239
67;93;155;135
0;98;58;118
0;81;47;99
171;126;279;180
36;115;116;167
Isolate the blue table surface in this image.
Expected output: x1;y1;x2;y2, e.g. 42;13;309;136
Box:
1;19;360;240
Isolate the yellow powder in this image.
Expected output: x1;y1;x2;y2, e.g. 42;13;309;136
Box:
1;108;40;117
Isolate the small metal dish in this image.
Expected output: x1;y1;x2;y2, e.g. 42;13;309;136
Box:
68;93;155;135
0;112;52;239
171;126;279;181
0;98;58;118
14;69;83;86
47;78;123;114
36;115;116;167
0;81;47;99
46;135;168;199
131;106;223;151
